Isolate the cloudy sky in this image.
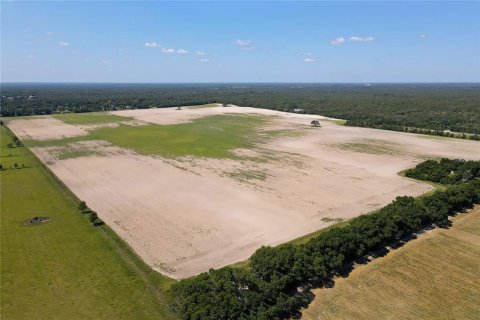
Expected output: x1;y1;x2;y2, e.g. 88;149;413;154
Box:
1;1;479;82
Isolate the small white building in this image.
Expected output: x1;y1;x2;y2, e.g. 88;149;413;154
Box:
293;108;305;114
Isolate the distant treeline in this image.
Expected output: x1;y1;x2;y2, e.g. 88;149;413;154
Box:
171;158;480;320
1;83;480;137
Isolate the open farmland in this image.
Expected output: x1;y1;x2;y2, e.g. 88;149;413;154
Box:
6;105;480;279
302;206;480;320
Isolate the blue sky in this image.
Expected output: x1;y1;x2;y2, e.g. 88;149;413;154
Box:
1;1;479;82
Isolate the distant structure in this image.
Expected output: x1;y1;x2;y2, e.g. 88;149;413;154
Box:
293;108;305;114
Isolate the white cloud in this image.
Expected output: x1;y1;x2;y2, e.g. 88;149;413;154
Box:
196;51;205;56
161;48;175;53
350;36;375;42
304;58;315;63
235;39;255;50
236;39;252;46
101;59;110;64
44;31;53;36
176;49;188;54
200;58;210;63
330;37;345;45
419;34;427;39
26;54;34;59
59;41;69;47
145;41;161;48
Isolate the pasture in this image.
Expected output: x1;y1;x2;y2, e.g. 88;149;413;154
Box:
92;114;269;158
302;207;480;320
0;126;176;319
6;105;480;278
52;112;133;125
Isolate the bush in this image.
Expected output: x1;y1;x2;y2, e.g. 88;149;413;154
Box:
89;212;98;224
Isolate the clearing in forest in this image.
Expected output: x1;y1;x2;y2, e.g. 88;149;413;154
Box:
6;105;480;278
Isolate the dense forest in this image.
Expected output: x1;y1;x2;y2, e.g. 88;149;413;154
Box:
1;83;479;137
170;158;480;320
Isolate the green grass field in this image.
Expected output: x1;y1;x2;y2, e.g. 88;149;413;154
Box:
52;112;133;125
302;207;480;320
24;113;273;159
0;125;177;319
91;114;269;158
333;139;403;156
0;132;34;170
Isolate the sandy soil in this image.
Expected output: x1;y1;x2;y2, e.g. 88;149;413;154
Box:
9;106;480;279
111;104;333;125
7;117;88;140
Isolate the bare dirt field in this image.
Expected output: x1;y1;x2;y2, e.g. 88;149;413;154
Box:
7;117;88;141
7;105;480;278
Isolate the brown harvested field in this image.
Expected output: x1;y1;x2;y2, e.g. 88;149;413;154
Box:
6;105;480;279
302;207;480;320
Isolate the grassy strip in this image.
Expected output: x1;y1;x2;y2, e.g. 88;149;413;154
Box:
52;112;133;125
79;114;271;159
186;103;219;109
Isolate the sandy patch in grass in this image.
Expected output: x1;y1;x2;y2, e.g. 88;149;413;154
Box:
10;107;480;279
32;140;133;163
7;117;88;141
76;120;148;132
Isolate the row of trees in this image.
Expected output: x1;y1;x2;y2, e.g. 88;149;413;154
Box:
406;158;480;184
2;83;479;134
345;120;480;140
79;201;102;226
171;160;480;320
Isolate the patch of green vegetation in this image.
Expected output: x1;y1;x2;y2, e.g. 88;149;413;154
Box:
23;135;95;148
334;139;403;156
52;112;133;125
261;128;306;139
226;169;268;182
90;114;271;159
418;133;450;140
0;126;34;169
230;259;252;271
398;169;447;192
187;103;218;109
0;126;177;319
329;119;347;126
54;147;102;160
321;217;344;223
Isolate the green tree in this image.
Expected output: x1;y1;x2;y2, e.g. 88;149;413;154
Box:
89;211;98;224
78;201;87;212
